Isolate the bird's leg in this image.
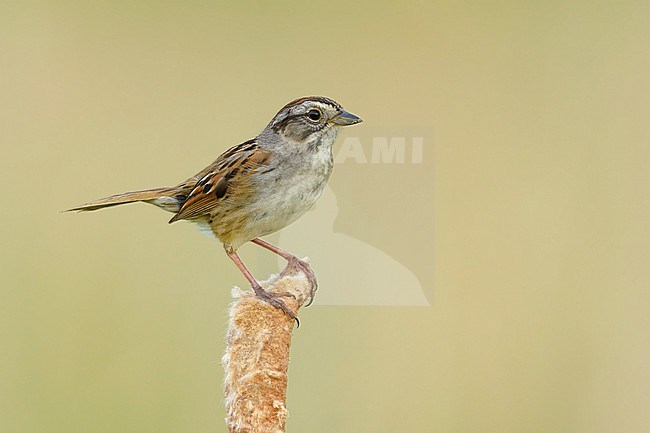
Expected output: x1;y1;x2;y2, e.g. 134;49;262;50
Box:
225;248;298;323
251;238;318;306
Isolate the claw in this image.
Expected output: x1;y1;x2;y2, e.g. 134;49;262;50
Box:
251;283;300;326
250;239;318;308
282;257;318;307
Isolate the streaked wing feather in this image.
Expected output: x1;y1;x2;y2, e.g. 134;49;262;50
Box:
169;140;271;223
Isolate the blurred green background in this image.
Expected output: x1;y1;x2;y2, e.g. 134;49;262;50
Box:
2;1;650;432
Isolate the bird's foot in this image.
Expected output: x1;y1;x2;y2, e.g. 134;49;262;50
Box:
281;256;318;307
251;283;299;326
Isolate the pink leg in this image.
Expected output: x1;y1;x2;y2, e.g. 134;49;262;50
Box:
251;237;295;260
226;248;298;322
251;238;318;306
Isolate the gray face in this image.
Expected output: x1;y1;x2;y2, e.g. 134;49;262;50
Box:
268;97;361;145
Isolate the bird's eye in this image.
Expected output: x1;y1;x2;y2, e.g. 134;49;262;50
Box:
307;109;321;121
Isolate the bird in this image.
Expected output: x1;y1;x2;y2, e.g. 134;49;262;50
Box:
68;96;362;321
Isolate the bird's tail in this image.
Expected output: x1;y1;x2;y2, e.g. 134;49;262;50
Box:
66;187;179;212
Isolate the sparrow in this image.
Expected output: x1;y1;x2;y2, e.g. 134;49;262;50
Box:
68;96;362;321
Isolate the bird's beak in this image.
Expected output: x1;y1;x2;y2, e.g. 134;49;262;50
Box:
332;109;363;126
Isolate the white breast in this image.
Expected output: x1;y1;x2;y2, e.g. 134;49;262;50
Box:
244;141;334;241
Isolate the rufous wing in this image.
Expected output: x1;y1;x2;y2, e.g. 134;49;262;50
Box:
169;140;272;223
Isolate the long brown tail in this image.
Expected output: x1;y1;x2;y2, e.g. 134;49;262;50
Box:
67;187;177;212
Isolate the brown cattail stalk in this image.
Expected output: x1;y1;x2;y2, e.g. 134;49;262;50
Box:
222;261;313;433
